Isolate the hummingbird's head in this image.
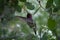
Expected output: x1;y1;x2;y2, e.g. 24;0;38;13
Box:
27;13;32;19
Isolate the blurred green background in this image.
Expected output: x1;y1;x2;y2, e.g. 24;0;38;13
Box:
0;0;60;40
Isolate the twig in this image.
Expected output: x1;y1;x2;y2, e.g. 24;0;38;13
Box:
37;0;45;10
23;4;40;15
33;0;46;15
23;1;46;15
33;7;40;15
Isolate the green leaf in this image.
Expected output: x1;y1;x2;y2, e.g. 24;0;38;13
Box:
0;0;4;13
46;0;53;9
48;17;56;30
25;2;35;10
47;17;56;31
46;0;53;13
53;7;59;12
16;5;22;12
54;0;60;9
47;17;57;38
19;0;26;2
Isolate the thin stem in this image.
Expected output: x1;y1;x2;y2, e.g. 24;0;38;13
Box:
33;0;46;15
37;0;46;10
37;0;50;14
23;2;45;15
33;7;40;15
23;5;40;15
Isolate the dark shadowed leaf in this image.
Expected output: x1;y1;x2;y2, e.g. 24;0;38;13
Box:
53;0;60;12
54;0;60;9
19;0;26;2
46;0;53;13
53;7;59;12
46;0;53;9
25;2;35;10
16;5;22;12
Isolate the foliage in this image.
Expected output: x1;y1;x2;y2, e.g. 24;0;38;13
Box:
0;0;60;40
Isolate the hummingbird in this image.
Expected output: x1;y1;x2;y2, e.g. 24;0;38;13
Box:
16;13;36;34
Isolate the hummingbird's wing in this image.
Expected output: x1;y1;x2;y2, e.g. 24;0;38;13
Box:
16;16;27;22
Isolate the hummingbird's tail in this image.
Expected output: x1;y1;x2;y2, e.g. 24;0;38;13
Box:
33;26;36;35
